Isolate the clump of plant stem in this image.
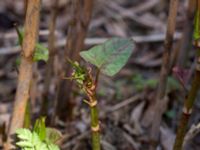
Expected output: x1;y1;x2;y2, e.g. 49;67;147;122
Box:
66;38;134;150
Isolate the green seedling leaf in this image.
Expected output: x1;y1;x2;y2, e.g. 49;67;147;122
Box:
16;128;33;148
67;59;87;86
165;109;176;119
15;118;61;150
80;38;134;76
16;140;33;148
166;76;180;93
15;27;24;46
15;56;21;67
33;117;46;141
33;43;49;62
146;79;158;89
46;128;62;144
35;142;48;150
67;59;85;73
15;28;49;62
132;74;145;91
31;132;43;146
16;128;32;141
47;143;60;150
194;10;200;40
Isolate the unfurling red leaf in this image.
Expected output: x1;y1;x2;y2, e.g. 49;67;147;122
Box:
172;66;190;88
80;38;134;76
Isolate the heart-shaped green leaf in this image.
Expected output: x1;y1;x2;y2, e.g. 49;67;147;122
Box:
80;38;134;76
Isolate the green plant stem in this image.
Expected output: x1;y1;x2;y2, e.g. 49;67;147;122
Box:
173;63;200;150
90;102;101;150
84;74;101;150
24;101;31;128
85;89;101;150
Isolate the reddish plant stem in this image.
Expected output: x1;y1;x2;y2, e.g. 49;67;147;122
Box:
5;0;41;149
149;0;179;149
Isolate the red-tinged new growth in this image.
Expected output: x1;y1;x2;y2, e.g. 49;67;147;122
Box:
68;61;101;150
